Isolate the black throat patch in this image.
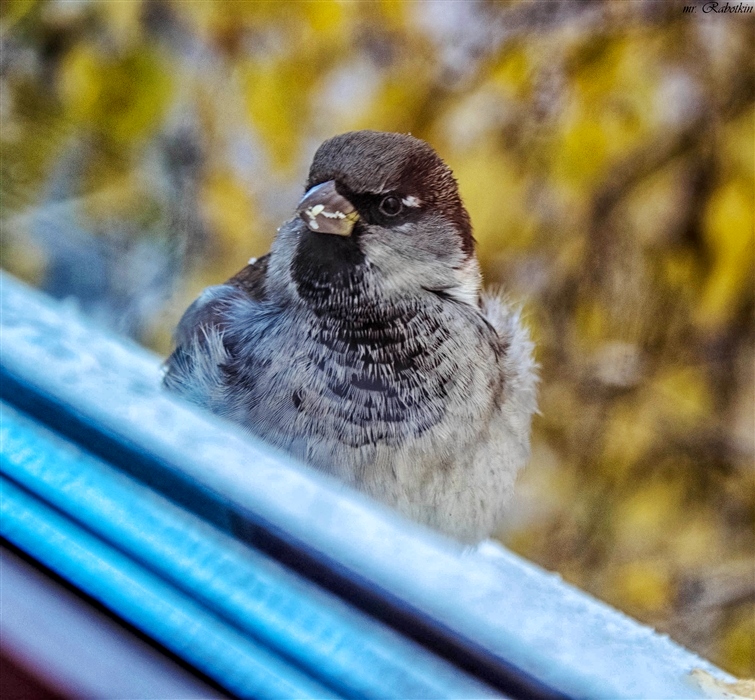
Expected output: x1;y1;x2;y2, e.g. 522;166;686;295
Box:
290;227;367;312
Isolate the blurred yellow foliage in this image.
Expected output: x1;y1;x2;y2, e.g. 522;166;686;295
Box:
60;45;173;144
201;170;260;265
301;0;349;39
99;0;144;50
723;611;755;679
453;148;537;254
722;109;755;180
614;478;686;553
601;402;656;474
673;512;720;567
610;560;672;615
554;115;609;187
242;57;310;171
653;367;713;426
575;298;610;347
663;249;703;296
699;179;754;328
1;0;37;28
492;45;532;99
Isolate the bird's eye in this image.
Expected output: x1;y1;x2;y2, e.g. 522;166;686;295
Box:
379;195;403;217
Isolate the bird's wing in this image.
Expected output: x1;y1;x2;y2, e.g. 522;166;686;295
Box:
481;290;538;412
226;254;271;301
162;255;270;407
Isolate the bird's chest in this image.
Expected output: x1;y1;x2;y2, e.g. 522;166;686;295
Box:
231;301;498;456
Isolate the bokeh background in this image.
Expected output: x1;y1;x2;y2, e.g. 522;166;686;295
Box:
2;0;753;677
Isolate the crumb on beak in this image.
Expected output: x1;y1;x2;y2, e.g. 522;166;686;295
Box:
297;180;359;236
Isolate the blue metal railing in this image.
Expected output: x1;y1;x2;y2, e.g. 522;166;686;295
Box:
1;545;223;699
1;400;495;699
0;271;732;699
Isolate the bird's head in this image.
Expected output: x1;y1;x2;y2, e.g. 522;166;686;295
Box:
271;131;481;310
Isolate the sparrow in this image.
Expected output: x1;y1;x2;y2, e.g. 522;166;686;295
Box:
163;130;537;542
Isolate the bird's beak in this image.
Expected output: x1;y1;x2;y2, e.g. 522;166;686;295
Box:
297;180;359;236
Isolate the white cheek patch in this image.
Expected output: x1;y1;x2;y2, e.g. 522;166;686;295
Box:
402;195;422;208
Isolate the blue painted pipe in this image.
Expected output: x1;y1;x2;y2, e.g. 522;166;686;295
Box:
0;474;342;700
0;402;497;700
